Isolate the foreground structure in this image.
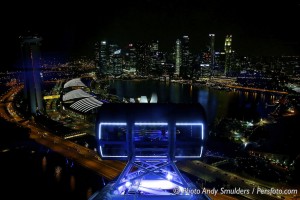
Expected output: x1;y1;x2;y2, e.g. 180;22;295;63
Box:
89;103;211;200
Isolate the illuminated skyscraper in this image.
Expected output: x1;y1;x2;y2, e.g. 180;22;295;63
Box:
181;35;191;78
124;43;137;72
19;33;44;115
175;39;182;76
224;35;232;75
135;42;151;76
112;48;123;75
99;40;108;74
209;34;215;74
150;40;159;69
174;36;191;78
94;42;101;77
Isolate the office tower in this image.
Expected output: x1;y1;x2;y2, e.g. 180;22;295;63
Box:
124;43;137;72
19;33;44;115
224;35;232;75
99;40;108;75
181;35;191;78
112;49;123;75
209;34;215;74
150;40;159;53
108;43;121;75
150;40;159;69
175;39;182;76
135;42;151;76
94;42;101;77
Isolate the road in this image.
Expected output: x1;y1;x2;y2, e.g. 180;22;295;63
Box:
1;83;299;200
0;84;125;181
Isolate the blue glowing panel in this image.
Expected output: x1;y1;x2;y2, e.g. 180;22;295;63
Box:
134;122;168;158
175;123;204;159
98;122;127;159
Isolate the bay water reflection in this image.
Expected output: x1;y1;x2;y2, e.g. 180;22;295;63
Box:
0;141;104;200
0;79;286;200
109;79;280;126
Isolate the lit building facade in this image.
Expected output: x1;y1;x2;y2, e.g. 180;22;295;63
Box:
94;41;101;77
175;39;182;76
209;34;215;75
99;40;108;75
124;43;137;73
224;35;232;76
19;33;44;115
181;35;191;78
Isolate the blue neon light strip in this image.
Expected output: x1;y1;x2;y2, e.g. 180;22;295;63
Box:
136;155;167;158
134;122;168;126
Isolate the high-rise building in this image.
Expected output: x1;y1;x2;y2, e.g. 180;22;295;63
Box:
181;36;190;78
209;34;215;74
177;35;191;78
99;40;108;75
224;35;232;75
19;33;44;115
135;42;151;76
112;49;123;75
150;40;159;69
174;36;192;78
108;43;120;75
94;41;101;77
175;39;182;76
124;43;137;73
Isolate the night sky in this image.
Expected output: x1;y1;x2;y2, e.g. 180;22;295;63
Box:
2;0;300;71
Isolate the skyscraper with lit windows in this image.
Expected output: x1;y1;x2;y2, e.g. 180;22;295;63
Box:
224;35;232;75
99;40;108;75
181;35;191;78
94;41;101;77
209;34;215;75
19;33;44;115
175;39;182;76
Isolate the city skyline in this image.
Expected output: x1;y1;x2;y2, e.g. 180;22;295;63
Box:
2;0;300;71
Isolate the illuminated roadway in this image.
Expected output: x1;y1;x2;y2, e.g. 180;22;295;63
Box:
1;84;299;200
225;85;288;95
0;84;125;181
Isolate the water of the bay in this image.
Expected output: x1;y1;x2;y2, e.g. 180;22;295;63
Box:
0;79;294;200
0;139;105;200
109;79;280;125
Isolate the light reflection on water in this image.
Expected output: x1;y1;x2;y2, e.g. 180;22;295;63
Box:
42;156;47;172
110;79;282;123
55;166;62;182
70;175;76;191
1;143;105;200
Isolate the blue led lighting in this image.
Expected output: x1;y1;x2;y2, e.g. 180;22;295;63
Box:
134;122;168;126
136;155;167;158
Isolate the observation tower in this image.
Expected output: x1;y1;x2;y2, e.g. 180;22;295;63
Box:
89;103;211;200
